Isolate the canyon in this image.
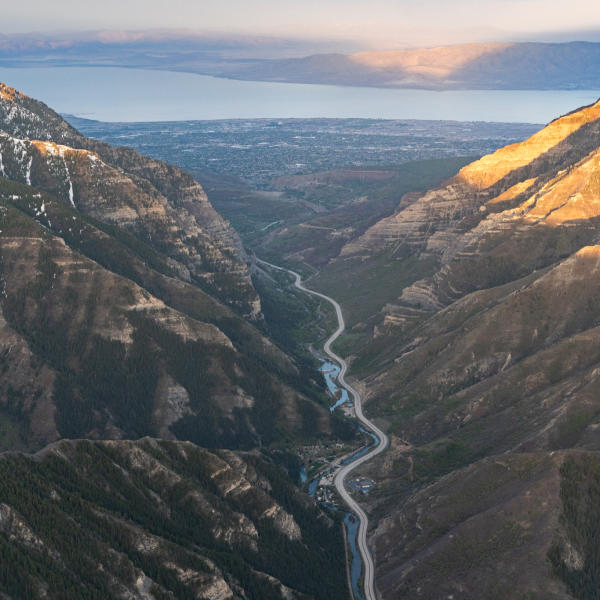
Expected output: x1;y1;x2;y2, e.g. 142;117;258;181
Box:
2;77;600;600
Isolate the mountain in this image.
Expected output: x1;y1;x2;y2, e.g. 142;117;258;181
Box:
0;83;356;599
0;83;347;452
0;438;347;599
0;29;358;67
2;34;600;90
0;83;259;317
305;98;600;598
213;42;600;90
372;450;600;600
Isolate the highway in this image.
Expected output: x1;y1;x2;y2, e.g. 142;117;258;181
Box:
257;258;389;600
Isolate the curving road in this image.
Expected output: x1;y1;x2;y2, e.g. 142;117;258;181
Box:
257;258;388;600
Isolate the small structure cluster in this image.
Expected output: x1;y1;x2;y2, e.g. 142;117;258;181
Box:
348;476;376;495
314;486;338;506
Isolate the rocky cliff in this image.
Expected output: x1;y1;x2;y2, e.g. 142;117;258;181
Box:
0;84;345;452
0;83;259;317
338;98;600;322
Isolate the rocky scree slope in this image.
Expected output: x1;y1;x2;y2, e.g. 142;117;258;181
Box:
330;99;600;599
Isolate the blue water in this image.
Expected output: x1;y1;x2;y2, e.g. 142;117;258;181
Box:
307;470;364;600
307;475;321;498
320;359;350;412
299;465;307;484
359;425;379;446
308;354;381;599
341;444;373;466
0;66;598;123
345;513;365;600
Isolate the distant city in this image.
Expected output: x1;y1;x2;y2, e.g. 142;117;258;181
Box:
67;116;541;187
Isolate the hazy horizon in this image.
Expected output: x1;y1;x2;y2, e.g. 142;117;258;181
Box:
3;1;600;49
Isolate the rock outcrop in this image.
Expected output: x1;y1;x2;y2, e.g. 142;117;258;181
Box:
0;84;337;451
0;178;333;450
0;82;259;317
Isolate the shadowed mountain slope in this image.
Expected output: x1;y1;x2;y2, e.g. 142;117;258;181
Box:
0;83;258;317
203;42;600;90
0;84;347;452
0;438;348;600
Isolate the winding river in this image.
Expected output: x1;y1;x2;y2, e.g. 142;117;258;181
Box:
257;258;389;600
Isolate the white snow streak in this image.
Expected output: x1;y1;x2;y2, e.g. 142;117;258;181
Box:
59;149;75;208
25;156;32;186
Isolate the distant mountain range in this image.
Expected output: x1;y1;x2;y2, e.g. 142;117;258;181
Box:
0;28;358;61
214;41;600;90
1;32;600;90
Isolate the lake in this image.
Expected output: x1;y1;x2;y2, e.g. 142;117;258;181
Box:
0;66;598;123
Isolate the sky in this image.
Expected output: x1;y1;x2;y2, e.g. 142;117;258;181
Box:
3;0;600;48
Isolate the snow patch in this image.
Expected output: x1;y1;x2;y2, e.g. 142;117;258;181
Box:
59;151;75;208
67;178;74;207
25;156;32;186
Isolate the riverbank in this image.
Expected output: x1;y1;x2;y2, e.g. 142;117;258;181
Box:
256;257;389;600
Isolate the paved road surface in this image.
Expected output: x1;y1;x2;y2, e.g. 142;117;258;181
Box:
257;258;389;600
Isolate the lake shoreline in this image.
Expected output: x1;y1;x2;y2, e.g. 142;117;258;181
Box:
0;66;598;123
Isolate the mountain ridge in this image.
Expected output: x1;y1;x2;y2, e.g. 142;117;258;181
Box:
0;83;349;453
2;37;600;90
0;82;258;317
0;437;348;599
309;96;600;599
